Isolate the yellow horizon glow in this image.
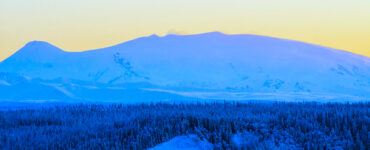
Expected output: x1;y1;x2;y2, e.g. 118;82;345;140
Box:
1;0;370;61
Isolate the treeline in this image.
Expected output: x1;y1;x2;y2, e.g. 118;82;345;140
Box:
0;102;368;149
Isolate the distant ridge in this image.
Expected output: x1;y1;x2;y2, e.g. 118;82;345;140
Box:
0;32;369;102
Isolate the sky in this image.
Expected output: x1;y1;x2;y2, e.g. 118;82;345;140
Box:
0;0;370;61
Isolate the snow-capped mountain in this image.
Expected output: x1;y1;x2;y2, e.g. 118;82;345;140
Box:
0;32;369;102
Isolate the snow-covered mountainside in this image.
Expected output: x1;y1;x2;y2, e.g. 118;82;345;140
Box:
0;32;369;101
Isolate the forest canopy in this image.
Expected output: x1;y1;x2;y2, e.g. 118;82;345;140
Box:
0;102;368;149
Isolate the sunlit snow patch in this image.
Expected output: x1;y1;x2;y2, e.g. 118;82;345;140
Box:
150;134;213;150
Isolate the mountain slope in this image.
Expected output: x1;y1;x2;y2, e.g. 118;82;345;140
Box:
0;32;369;101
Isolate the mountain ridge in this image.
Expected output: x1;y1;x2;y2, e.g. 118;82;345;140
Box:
5;32;369;60
0;32;369;102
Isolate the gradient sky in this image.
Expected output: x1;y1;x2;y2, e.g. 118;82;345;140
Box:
0;0;370;61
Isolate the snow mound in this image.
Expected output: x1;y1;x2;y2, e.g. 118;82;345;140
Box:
150;135;213;150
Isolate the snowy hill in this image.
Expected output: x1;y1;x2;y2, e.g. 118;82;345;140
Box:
149;135;213;150
0;32;369;102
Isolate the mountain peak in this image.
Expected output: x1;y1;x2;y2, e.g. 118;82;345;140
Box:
193;31;226;37
24;40;56;48
0;41;65;62
148;34;160;38
19;40;64;53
